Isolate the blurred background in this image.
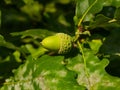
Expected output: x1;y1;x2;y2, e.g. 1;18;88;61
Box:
1;0;75;36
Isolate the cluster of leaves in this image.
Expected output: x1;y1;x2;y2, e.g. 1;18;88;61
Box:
0;0;120;90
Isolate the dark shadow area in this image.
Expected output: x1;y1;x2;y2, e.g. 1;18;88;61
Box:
99;28;120;77
0;52;21;87
105;55;120;77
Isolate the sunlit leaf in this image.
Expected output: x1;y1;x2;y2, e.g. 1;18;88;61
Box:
1;55;86;90
66;50;120;90
23;44;48;58
11;29;55;39
88;39;103;53
76;0;120;22
0;35;16;50
103;0;120;8
76;0;104;21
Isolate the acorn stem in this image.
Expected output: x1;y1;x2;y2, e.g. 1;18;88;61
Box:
77;40;91;89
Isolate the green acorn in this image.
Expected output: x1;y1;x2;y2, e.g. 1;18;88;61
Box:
41;33;73;54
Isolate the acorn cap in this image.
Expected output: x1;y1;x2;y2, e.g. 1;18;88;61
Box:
41;33;73;54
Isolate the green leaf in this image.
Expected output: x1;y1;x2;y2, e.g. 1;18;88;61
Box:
76;0;104;21
11;29;55;39
66;50;120;90
88;39;103;53
114;7;120;20
89;14;110;29
1;55;86;90
57;0;71;4
23;44;48;58
44;3;56;13
104;0;120;8
76;0;120;22
22;0;34;4
0;35;17;50
89;14;120;30
0;35;4;43
20;1;43;21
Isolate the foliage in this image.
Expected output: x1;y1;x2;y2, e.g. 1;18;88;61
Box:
0;0;120;90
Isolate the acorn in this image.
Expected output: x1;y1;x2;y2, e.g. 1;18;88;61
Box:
41;33;73;54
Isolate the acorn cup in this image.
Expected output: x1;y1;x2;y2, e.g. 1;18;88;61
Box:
41;33;73;54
